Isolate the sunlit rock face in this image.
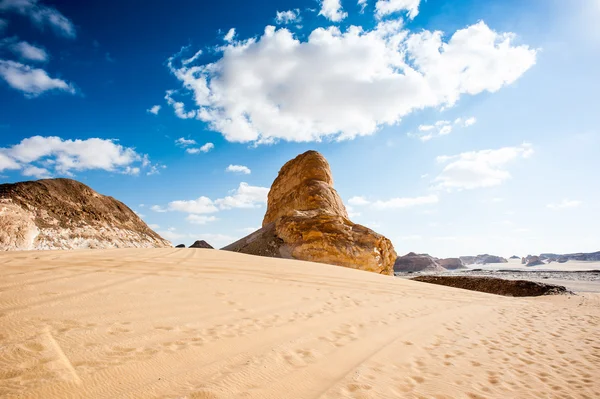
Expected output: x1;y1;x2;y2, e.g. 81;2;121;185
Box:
223;150;397;275
0;178;171;251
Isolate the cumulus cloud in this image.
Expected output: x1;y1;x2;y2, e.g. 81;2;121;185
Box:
147;105;161;115
175;137;196;146
186;214;218;225
409;116;476;141
547;199;582;210
348;194;438;209
225;164;251;174
358;0;368;13
165;20;536;145
0;135;158;177
151;183;269;221
214;182;269;209
434;143;533;190
8;40;48;62
0;60;75;96
186;142;214;154
157;227;186;241
319;0;347;21
348;196;371;206
168;196;219;214
375;0;421;19
0;0;76;38
275;9;301;24
223;28;236;43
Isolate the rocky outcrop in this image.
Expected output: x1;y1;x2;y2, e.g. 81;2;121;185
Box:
0;178;170;250
525;255;545;267
394;252;446;273
175;244;186;248
438;258;466;270
557;256;568;263
510;255;520;259
189;240;213;249
540;252;600;262
411;276;570;297
222;150;396;275
460;254;508;265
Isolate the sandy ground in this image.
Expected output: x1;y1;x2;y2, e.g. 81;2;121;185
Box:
1;249;599;399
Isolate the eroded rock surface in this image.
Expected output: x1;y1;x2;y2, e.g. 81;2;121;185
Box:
0;178;170;251
394;252;446;273
223;150;396;275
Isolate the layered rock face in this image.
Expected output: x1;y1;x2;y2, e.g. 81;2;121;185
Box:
393;252;446;273
0;178;171;251
223;150;397;275
460;254;508;265
437;257;466;270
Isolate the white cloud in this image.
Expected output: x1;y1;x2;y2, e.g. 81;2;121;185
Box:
348;194;438;209
186;214;218;225
0;0;76;38
214;182;269;209
182;49;203;65
275;9;301;24
185;142;214;154
375;0;420;19
348;196;371;205
346;205;361;218
21;165;51;178
0;60;75;96
319;0;347;21
168;196;219;214
547;199;582;210
148;223;160;229
150;205;168;213
434;143;533;190
175;137;196;146
157;228;186;242
0;136;157;177
410;116;476;142
223;28;236;43
166;20;535;145
371;195;438;209
358;0;368;13
147;105;161;115
225;164;251;174
9;41;48;62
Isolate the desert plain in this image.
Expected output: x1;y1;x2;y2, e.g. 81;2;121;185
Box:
1;248;599;399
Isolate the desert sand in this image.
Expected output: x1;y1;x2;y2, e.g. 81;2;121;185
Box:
1;249;599;399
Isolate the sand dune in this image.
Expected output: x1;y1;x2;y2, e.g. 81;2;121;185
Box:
1;249;599;398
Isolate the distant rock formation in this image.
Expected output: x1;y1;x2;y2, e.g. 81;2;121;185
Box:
175;244;186;248
222;150;397;275
437;258;466;270
510;255;520;259
189;240;213;249
557;256;568;263
460;254;508;265
412;276;570;297
0;178;170;250
525;255;545;266
394;252;446;273
540;252;600;262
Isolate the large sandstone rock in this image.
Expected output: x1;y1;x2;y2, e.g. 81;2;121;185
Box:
438;257;466;270
0;178;171;251
393;252;446;273
223;150;396;275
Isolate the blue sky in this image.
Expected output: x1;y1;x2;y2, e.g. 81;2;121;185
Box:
1;0;599;256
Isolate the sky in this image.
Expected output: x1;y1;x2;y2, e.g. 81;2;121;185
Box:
1;0;599;257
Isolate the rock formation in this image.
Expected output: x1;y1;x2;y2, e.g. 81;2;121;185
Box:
222;150;396;275
540;252;600;262
0;178;170;250
524;255;545;266
394;252;446;273
412;276;570;297
175;244;186;248
438;257;466;270
510;255;520;259
189;240;213;249
460;254;508;265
